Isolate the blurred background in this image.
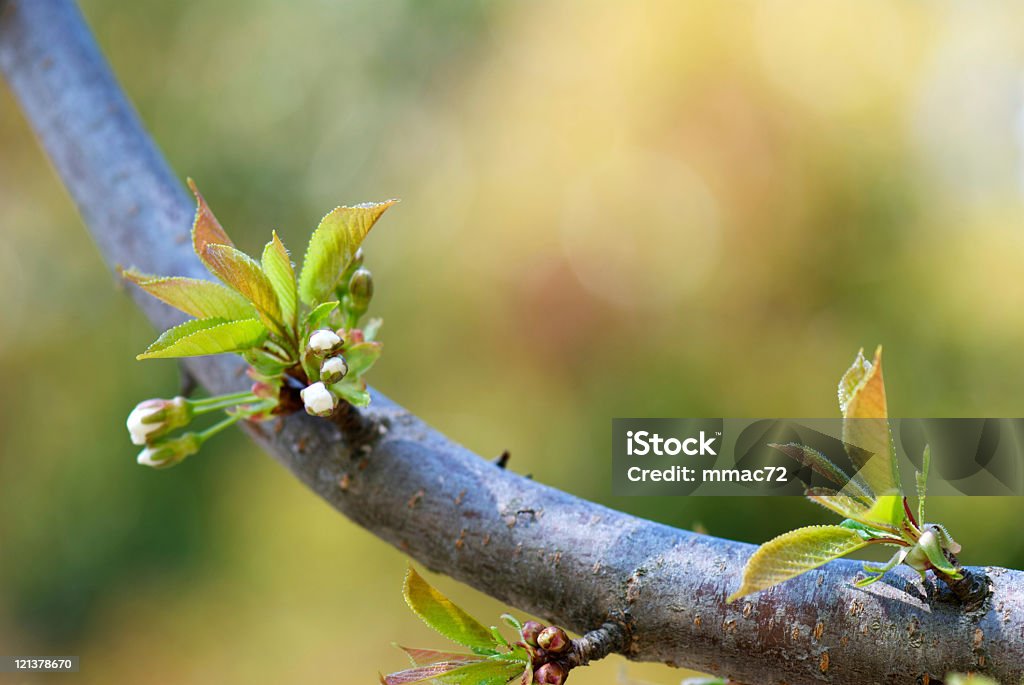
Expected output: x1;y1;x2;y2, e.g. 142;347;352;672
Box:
3;1;1024;683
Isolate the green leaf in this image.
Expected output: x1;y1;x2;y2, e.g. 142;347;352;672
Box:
855;549;904;587
770;443;853;490
398;647;479;668
187;179;235;271
728;525;869;602
138;317;266;360
499;614;522;632
858;494;907;530
916;527;962;577
333;379;371;407
931;523;961;554
304;301;339;332
261;231;297;330
837;348;871;415
839;518;900;542
382;659;526;685
345;341;382;377
244;348;292;377
204;244;284;333
839;346;901;498
804;489;869;519
122;269;256;321
298;200;396;306
916;445;930;525
772;442;873;504
489;626;510;650
403;566;498;650
381;659;483;685
437;660;528;685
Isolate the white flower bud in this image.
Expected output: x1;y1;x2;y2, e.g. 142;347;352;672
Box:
136;433;200;469
127;397;190;445
308;329;341;353
137;446;166;467
320;355;349;384
301;381;337;417
128;400;165;445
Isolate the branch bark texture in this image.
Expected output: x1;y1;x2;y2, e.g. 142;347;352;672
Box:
2;2;1022;683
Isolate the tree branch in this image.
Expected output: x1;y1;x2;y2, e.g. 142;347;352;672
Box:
2;2;1022;683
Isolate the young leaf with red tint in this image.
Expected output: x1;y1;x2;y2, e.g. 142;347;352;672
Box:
137;317;267;360
839;346;900;497
187;179;234;269
381;659;481;685
298;200;396;306
204;244;284;334
122;269;255;321
398;647;479;667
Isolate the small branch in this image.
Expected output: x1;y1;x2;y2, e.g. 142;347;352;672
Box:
2;2;1024;683
564;622;628;670
939;554;992;612
493;449;511;469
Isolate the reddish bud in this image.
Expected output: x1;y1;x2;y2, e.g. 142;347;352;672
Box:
521;621;544;647
251;381;276;399
537;626;570;654
535;663;566;685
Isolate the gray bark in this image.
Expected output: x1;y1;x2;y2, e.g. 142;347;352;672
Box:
2;1;1022;683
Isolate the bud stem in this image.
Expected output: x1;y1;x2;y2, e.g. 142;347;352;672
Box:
195;412;243;442
190;392;263;415
190;391;260;411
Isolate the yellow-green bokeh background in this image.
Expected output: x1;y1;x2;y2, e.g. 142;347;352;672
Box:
3;2;1024;683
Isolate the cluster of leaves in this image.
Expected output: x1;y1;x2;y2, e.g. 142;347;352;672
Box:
384;567;534;685
729;347;963;601
384;568;576;685
124;180;394;467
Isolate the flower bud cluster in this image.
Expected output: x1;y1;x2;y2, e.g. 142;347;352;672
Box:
127;390;268;468
301;330;350;416
520;622;572;684
127;396;202;467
